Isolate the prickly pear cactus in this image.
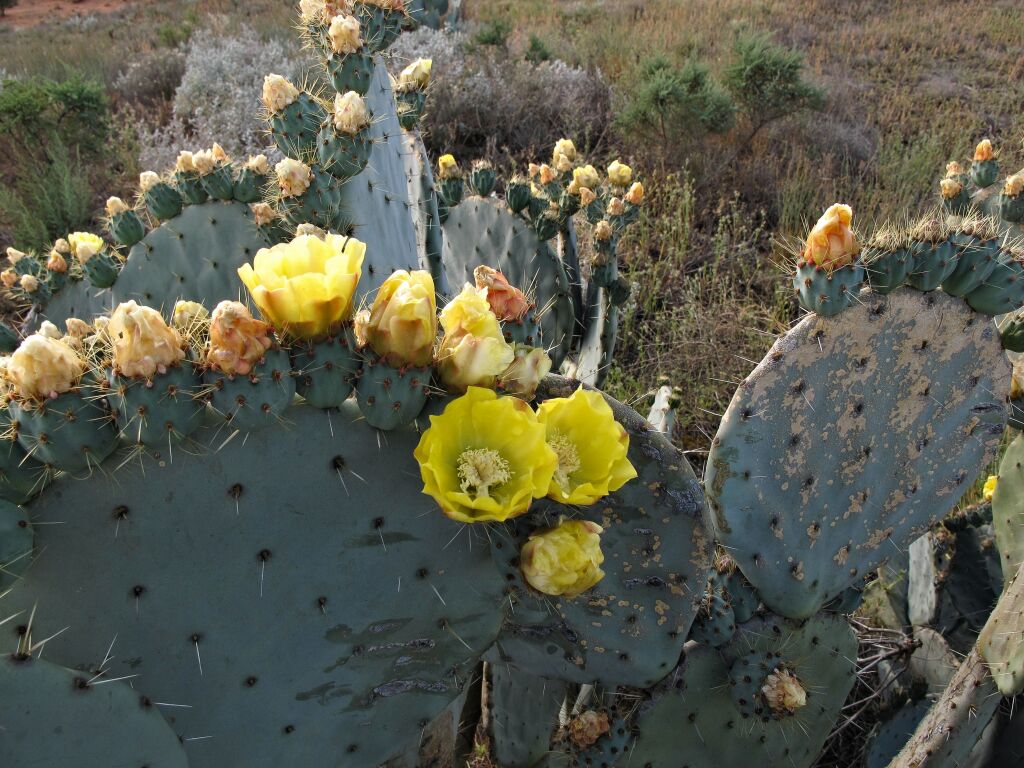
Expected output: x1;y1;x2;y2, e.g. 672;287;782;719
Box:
993;433;1024;585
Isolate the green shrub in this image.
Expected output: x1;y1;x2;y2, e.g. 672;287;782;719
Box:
0;75;108;155
723;32;825;144
525;34;551;64
474;18;511;47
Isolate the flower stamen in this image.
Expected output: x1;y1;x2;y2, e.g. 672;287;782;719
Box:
457;448;512;498
549;430;581;492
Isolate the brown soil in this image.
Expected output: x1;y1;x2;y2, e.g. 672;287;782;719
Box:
0;0;136;30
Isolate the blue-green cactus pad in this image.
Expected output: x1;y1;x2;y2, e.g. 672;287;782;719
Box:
706;288;1008;618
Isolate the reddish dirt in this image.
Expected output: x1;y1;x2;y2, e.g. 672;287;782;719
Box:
0;0;137;30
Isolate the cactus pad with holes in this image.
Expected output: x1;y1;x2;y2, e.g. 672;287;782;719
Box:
706;288;1008;619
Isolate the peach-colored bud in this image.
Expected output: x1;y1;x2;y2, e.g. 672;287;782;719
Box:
940;178;963;200
0;269;17;289
19;274;39;293
974;139;994;162
802;203;860;269
46;250;68;273
607;197;625;217
945;161;963;178
579;187;597;207
474;266;532;322
625;181;644;205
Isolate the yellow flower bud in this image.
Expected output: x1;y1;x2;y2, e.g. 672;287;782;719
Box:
53;238;70;254
579;187;597;207
594;220;613;241
945;161;964;178
211;142;229;164
106;196;129;216
275;158;312;198
246;155;270;174
552;138;577;164
261;74;300;113
528;163;540;179
46;250;68;274
566;178;581;195
19;274;39;293
206;301;272;376
139;171;161;193
328;13;363;55
65;318;91;340
520;519;605;597
940;178;963;200
497;345;551;400
6;247;26;264
414;386;557;523
555;154;573;173
192;149;217;175
625;181;644;205
607;160;632;187
8;334;85;401
983;474;998;501
802;204;860;270
333;91;370;134
68;232;104;263
398;58;432;91
974;139;994;162
438;154;459;180
572;165;600;191
437;284;515;392
175;151;196;173
237;233;366;340
361;270;437;366
108;301;186;379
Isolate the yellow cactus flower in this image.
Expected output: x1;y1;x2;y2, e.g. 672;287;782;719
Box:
206;301;272;376
46;250;68;274
106;197;129;216
398;58;432;90
238;233;365;340
607;160;633;187
437;284;515;392
594;220;613;242
333;91;370;134
802;203;860;270
275;158;312;197
359;269;437;367
945;161;964;178
262;74;300;113
172;300;209;331
520;518;605;597
553;138;577;165
438;154;459;180
192;149;217;175
7;334;85;401
974;139;994;162
536;387;637;505
983;474;998;501
108;301;186;379
175;151;196;173
329;14;363;55
573;165;600;190
555;153;573;173
68;232;104;263
625;181;644;205
940;178;963;199
414;386;557;523
19;274;39;293
1004;174;1024;198
497;346;551;401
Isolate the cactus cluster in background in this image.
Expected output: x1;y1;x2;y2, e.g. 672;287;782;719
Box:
1;2;1024;767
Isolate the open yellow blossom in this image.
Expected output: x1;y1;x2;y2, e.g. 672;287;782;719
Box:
520;519;605;597
438;154;459;180
238;233;365;339
437;284;514;392
262;74;300;113
108;301;186;379
333;91;370;134
7;334;85;401
537;387;637;505
983;474;998;501
607;160;632;187
275;158;312;197
940;178;963;199
573;165;600;190
206;301;272;376
358;270;437;367
68;232;104;263
802;203;860;270
974;139;994;162
329;13;363;54
398;58;432;90
625;181;644;205
414;386;557;523
553;138;577;165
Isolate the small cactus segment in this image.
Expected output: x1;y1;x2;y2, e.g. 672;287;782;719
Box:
0;499;32;589
355;357;430;429
907;218;958;291
106;197;146;247
1;401;508;767
488;379;713;688
1001;174;1024;223
993;433;1024;585
629;613;857;768
542;709;634;768
0;434;49;505
291;333;361;408
688;590;736;648
0;654;188;768
442;198;574;368
792;204;865;317
964;253;1024;315
264;76;327;160
490;662;568;768
971;140;999;188
277;161;345;231
9;393;118;473
706;289;1008;619
941;219;1003;297
139;172;183;221
978;562;1024;695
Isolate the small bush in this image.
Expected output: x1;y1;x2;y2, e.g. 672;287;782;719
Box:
525;34;551;64
114;49;186;108
474;18;511;47
0;75;108;154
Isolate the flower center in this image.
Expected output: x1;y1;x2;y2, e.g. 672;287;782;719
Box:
761;668;807;716
457;448;511;499
550;431;581;492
